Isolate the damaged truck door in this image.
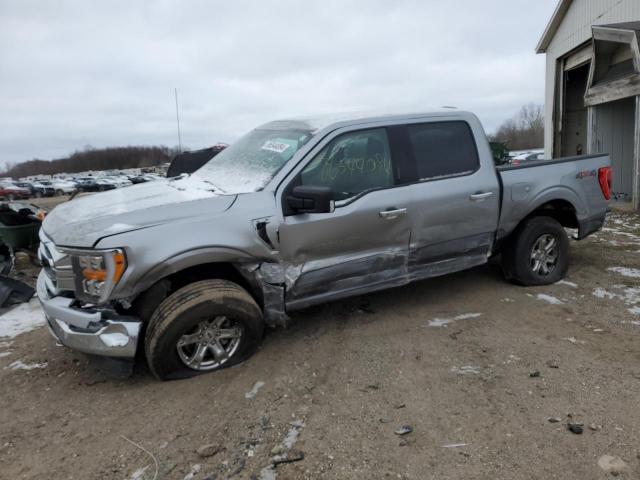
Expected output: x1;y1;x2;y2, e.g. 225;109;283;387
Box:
401;121;500;279
277;126;412;309
36;110;611;380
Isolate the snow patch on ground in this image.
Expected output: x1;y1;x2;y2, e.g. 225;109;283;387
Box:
590;214;640;248
608;267;640;278
592;285;640;314
503;354;521;365
450;365;480;375
0;351;12;358
593;287;617;299
283;420;305;449
259;466;278;480
258;420;305;478
183;464;201;480
428;313;482;327
129;465;150;480
536;294;563;305
245;380;265;399
5;360;47;370
555;279;578;288
0;298;44;338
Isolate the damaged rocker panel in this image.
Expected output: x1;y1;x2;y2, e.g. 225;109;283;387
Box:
246;234;493;320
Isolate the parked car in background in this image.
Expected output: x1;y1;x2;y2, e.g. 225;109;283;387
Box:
510;152;546;166
15;182;36;197
0;181;31;200
76;177;110;192
15;181;55;198
108;176;133;188
95;178;119;191
41;179;77;195
130;173;163;184
130;175;148;184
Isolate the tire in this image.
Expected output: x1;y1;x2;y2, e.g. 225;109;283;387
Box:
501;216;569;286
34;191;42;198
144;279;264;380
7;194;15;201
55;189;63;196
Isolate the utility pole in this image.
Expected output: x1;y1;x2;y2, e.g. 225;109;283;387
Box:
174;87;182;153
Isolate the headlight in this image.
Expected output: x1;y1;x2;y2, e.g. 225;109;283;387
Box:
62;248;127;303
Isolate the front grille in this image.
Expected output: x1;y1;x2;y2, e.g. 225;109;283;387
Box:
38;230;75;293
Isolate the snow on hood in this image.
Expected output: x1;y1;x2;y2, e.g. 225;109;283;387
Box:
43;175;236;247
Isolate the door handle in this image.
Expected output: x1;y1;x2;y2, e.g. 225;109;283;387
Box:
379;208;407;219
469;192;493;201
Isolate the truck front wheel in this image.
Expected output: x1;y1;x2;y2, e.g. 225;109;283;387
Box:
502;216;569;286
144;279;264;380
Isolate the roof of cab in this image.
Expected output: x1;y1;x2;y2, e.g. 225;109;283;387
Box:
260;108;474;133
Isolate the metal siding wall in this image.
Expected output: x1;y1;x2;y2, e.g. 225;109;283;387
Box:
543;55;556;157
635;96;640;208
593;97;635;199
543;0;640;156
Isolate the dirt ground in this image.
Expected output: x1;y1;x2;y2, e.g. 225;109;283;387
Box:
1;206;640;480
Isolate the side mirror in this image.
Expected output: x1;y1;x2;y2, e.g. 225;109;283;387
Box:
286;185;333;214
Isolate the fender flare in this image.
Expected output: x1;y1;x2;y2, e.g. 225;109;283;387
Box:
123;246;258;298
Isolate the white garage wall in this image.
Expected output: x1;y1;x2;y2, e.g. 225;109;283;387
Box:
541;0;640;156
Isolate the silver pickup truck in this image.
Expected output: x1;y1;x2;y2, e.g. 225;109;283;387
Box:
37;110;611;379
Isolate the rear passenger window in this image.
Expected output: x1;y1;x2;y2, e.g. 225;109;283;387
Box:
407;121;479;180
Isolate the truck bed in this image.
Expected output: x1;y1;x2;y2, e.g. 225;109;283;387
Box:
495;153;611;241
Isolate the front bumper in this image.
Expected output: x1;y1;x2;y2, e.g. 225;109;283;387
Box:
37;271;141;358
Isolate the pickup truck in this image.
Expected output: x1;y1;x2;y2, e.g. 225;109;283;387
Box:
36;110;611;380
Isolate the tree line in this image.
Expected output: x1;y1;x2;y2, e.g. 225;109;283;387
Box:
1;145;178;179
489;103;544;150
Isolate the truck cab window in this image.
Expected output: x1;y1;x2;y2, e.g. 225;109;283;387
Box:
300;128;393;201
407;121;479;180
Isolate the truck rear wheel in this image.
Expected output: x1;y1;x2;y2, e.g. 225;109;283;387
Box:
501;216;569;286
144;279;264;380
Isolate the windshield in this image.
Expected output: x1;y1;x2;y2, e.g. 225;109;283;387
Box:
194;126;313;193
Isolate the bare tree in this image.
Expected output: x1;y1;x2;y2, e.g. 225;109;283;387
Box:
490;103;544;150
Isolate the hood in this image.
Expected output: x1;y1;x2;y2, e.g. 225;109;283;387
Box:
43;175;236;247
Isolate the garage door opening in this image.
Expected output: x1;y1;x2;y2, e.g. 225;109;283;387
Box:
561;63;590;157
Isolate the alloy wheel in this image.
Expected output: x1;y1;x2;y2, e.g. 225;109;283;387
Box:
176;316;243;371
530;233;558;275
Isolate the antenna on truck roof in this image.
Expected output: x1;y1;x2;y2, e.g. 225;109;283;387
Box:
174;87;183;153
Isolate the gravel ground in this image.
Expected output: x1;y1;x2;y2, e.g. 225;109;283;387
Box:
1;209;639;479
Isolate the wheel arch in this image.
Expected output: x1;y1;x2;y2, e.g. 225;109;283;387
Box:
496;197;579;253
524;198;579;229
126;248;264;322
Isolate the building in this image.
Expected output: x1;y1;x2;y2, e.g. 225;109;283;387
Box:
536;0;640;207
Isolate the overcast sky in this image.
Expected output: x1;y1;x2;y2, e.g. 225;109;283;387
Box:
0;0;558;166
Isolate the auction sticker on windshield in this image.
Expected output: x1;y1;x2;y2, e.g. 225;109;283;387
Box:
261;140;291;154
